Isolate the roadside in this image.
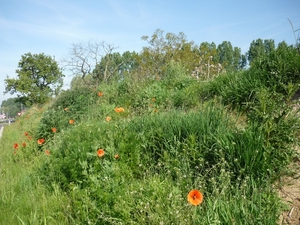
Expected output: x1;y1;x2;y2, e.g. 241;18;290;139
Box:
0;125;4;139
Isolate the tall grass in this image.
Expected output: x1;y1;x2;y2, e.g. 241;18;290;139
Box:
0;107;71;224
0;60;299;224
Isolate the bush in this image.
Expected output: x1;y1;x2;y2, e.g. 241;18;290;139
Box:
250;44;300;94
36;87;98;143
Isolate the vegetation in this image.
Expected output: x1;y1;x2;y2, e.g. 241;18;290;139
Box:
1;97;21;118
1;29;300;224
4;53;64;106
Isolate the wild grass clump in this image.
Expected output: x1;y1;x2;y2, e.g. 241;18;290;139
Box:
199;44;300;113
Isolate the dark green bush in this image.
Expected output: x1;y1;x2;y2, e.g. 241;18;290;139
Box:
36;87;98;143
250;44;300;94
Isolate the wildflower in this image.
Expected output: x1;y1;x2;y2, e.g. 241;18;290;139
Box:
64;108;68;111
24;132;29;136
27;136;32;140
97;149;105;157
115;107;125;113
187;189;203;206
22;142;26;147
106;116;111;122
45;150;50;155
98;92;103;97
37;138;45;145
13;143;19;150
51;127;57;133
114;154;119;159
69;119;74;124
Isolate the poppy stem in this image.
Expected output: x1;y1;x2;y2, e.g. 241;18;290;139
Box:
192;207;197;224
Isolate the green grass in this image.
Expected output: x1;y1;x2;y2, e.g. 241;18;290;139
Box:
0;62;299;224
0;110;71;224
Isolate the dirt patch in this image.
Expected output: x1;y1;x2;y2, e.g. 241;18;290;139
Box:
278;151;300;225
279;175;300;224
278;103;300;224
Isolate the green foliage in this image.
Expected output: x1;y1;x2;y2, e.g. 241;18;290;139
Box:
4;53;64;106
249;42;300;94
36;87;98;142
216;41;245;72
93;51;139;83
247;39;276;65
0;107;71;224
1;33;300;224
34;101;292;224
1;97;21;118
200;41;300;113
200;71;262;111
139;29;198;77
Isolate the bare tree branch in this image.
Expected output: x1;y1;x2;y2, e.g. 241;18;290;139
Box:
62;40;122;88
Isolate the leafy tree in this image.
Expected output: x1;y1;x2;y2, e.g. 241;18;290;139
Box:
192;42;220;79
4;53;64;106
216;41;245;72
247;39;265;64
247;39;275;65
216;41;233;71
1;98;21;118
120;51;139;76
139;29;197;78
93;51;139;83
93;52;123;83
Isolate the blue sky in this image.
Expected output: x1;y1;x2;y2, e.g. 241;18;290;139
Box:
0;0;299;105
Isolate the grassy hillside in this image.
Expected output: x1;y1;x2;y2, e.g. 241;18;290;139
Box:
0;58;300;224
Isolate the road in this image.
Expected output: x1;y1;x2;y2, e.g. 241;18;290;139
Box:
0;123;8;139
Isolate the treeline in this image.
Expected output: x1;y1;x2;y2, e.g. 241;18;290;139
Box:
0;98;22;118
3;29;298;110
69;29;296;89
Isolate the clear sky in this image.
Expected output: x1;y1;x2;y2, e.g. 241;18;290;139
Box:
0;0;299;105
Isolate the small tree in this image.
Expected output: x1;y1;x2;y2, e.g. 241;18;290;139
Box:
4;53;64;106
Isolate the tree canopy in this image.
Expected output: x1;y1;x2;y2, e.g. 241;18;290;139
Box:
0;98;20;118
4;53;64;106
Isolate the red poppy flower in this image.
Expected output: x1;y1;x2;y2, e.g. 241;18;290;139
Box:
187;189;203;206
114;107;125;113
97;149;105;157
45;150;50;155
51;127;57;133
98;92;103;97
24;132;29;136
37;138;45;145
22;142;26;147
13;143;19;150
106;116;111;122
69;119;74;124
114;154;119;159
